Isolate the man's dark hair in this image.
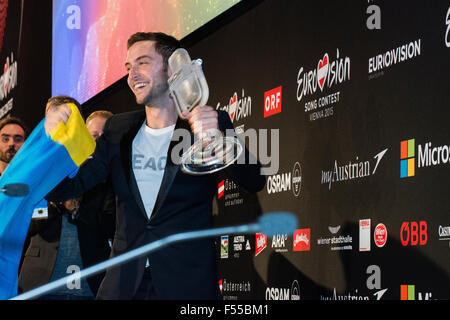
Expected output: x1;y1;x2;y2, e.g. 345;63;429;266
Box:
127;32;181;70
0;116;28;137
45;95;81;114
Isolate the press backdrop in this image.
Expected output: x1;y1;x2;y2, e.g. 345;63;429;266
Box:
5;0;449;300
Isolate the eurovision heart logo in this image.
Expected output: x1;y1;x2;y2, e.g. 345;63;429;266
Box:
317;53;329;91
228;92;237;121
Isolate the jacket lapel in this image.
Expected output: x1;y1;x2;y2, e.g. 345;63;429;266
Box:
149;118;192;221
120;111;147;220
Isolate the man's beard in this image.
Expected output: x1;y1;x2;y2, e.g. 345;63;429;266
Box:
136;75;170;106
0;147;16;163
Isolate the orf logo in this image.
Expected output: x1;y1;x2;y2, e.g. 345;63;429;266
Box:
264;86;282;118
400;221;427;246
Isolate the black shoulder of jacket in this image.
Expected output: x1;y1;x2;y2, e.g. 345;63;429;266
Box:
102;109;145;144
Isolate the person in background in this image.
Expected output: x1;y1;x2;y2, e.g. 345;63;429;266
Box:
18;97;115;299
86;110;113;140
76;110;116;296
0;117;27;176
0;117;28;270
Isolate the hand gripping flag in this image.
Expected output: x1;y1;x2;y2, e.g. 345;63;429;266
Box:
0;103;95;299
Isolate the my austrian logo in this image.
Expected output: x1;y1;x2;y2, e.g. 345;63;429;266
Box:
321;149;388;190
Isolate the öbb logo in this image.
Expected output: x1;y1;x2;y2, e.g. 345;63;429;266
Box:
400;221;427;246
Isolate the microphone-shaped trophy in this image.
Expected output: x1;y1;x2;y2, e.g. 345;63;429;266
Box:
167;48;243;175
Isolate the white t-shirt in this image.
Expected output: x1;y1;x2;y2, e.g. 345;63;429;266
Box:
132;121;175;220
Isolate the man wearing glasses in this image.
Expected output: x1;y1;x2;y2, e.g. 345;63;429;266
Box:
0;117;26;175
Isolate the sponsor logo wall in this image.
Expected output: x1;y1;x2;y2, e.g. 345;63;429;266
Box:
67;0;449;301
186;0;450;300
0;0;20;119
0;1;51;128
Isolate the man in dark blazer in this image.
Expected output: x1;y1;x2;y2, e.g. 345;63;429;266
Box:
76;110;116;295
19;98;116;298
45;32;265;300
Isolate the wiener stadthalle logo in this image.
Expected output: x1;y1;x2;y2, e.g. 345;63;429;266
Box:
400;138;449;178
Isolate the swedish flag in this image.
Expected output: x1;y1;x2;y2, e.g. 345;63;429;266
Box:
0;104;95;299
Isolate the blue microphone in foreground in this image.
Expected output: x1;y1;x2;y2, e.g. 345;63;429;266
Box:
11;212;297;300
0;183;29;197
255;212;298;236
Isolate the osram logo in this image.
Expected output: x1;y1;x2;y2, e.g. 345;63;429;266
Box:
265;287;290;300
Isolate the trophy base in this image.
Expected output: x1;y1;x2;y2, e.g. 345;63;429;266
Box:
181;136;243;175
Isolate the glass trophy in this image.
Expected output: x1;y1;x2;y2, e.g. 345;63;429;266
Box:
168;48;243;175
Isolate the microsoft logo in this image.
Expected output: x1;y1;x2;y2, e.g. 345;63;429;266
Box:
400;139;415;178
400;138;449;178
400;284;435;300
400;285;415;300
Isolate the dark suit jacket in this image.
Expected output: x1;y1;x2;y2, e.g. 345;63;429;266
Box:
18;182;115;296
76;179;116;295
18;203;62;293
46;109;265;300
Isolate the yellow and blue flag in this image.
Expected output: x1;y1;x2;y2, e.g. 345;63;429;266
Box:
0;103;95;299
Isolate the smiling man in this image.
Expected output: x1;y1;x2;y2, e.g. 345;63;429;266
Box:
45;32;265;300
